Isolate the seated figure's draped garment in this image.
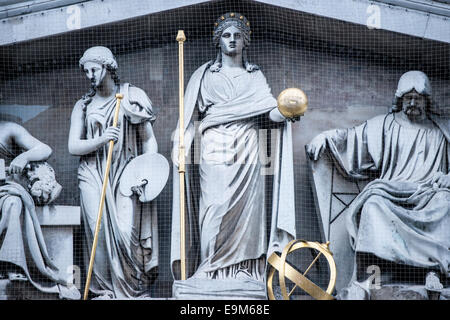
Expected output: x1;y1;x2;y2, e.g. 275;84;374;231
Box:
0;141;80;299
171;62;296;281
78;83;158;298
324;113;449;274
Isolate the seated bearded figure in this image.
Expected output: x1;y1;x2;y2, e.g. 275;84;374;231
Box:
306;71;449;299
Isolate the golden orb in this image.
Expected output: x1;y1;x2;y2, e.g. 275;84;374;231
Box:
277;88;308;118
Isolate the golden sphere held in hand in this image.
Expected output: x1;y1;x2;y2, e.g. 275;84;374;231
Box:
277;88;308;118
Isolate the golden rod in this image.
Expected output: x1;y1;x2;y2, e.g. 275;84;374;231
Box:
303;252;322;276
176;30;187;281
288;251;322;297
83;93;124;300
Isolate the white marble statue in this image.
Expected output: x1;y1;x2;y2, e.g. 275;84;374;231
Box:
306;71;450;299
171;13;297;298
68;46;159;299
0;120;79;299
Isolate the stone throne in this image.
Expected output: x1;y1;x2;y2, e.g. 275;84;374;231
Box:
307;150;371;291
303;105;388;292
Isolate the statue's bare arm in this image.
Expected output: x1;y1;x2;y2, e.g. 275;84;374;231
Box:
138;120;158;154
7;122;52;174
68;101;119;156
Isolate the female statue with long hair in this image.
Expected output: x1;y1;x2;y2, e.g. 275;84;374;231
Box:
68;46;159;299
171;13;297;298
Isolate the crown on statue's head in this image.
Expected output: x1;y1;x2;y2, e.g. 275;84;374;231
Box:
213;12;251;35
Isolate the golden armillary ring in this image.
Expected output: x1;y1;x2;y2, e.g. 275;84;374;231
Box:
277;88;308;118
267;240;337;300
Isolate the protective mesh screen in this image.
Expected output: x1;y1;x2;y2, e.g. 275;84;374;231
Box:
0;0;448;300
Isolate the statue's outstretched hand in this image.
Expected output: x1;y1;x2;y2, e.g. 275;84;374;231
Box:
306;133;327;161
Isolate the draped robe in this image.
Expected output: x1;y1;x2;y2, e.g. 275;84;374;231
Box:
0;141;80;299
324;113;450;275
78;83;158;298
171;62;296;283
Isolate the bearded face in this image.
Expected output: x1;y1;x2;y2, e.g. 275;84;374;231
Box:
401;89;428;121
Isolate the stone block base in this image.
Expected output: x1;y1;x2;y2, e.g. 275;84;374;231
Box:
370;285;450;300
0;205;80;300
0;279;62;300
338;282;450;300
172;278;267;300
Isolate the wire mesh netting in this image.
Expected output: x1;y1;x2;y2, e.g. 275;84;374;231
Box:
0;0;448;300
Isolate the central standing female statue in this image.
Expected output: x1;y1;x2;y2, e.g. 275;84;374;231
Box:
171;13;297;298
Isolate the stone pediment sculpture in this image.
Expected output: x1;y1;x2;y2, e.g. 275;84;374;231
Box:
306;71;450;300
307;150;371;291
0;120;80;300
170;12;298;299
69;46;162;299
